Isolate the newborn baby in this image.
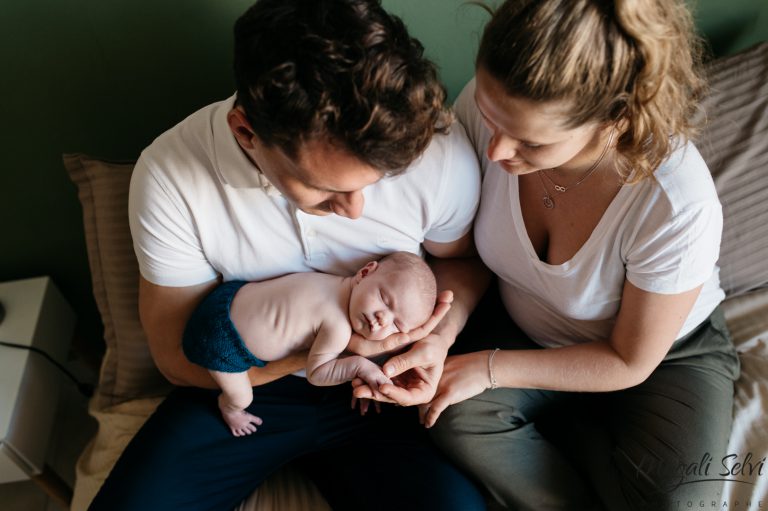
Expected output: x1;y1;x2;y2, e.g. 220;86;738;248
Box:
183;251;437;436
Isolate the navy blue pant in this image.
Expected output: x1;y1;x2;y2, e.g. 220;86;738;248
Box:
89;376;485;511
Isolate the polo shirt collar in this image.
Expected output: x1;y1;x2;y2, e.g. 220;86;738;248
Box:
212;94;282;196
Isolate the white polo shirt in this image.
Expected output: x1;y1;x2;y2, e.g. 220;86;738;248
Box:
455;79;725;347
129;95;480;286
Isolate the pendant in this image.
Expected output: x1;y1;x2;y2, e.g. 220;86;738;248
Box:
553;184;567;193
542;194;554;209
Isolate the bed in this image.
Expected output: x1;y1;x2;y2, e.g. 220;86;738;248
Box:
63;41;768;510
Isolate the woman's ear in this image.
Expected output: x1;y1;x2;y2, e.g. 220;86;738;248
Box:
227;107;257;150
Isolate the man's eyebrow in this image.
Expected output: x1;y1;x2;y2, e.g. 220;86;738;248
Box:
292;164;342;193
317;185;348;193
303;179;340;193
306;180;355;194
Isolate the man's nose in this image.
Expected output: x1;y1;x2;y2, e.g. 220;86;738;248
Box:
331;190;364;219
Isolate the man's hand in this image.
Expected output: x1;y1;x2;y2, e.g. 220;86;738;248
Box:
354;237;490;407
399;289;453;341
351;290;454;406
346;290;454;359
346;332;412;359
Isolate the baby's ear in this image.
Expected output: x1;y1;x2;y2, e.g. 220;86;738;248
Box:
355;261;379;282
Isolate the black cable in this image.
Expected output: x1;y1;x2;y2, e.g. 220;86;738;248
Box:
0;340;94;397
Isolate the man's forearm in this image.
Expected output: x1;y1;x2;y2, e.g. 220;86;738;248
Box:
158;347;219;388
156;347;307;388
428;256;492;346
139;276;308;389
247;351;308;386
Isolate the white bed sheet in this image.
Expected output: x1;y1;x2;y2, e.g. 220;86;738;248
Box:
721;289;768;506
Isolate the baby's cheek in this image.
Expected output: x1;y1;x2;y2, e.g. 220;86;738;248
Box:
350;320;367;338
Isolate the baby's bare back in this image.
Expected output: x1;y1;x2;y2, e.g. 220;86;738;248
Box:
228;272;349;361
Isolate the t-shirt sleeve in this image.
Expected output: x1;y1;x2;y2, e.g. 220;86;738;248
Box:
423;121;481;244
625;200;723;295
128;156;218;287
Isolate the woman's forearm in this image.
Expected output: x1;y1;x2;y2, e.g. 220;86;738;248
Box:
489;340;652;393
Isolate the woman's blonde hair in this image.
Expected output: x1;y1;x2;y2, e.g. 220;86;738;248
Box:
476;0;707;182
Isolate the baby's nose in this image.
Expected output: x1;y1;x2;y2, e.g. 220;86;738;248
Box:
374;311;389;325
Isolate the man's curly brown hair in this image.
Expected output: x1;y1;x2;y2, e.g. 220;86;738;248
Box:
234;0;452;175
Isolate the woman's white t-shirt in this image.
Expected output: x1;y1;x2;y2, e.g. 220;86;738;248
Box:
456;79;725;348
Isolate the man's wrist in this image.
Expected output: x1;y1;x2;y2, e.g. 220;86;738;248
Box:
429;314;462;349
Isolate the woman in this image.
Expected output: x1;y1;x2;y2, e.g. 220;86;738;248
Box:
424;1;740;509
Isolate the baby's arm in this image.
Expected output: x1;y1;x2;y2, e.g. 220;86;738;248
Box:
209;370;263;437
307;323;392;389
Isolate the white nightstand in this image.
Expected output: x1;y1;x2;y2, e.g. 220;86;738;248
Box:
0;276;76;508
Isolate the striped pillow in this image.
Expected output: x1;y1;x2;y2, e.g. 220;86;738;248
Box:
64;154;171;405
697;42;768;298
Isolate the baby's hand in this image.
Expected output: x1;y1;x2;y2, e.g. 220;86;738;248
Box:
350;396;381;416
357;362;393;391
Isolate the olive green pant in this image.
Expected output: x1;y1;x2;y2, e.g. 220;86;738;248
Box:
431;291;740;511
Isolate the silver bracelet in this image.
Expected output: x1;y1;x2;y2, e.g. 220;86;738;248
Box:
488;348;500;389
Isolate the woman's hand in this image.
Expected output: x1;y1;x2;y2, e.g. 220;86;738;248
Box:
418;351;493;428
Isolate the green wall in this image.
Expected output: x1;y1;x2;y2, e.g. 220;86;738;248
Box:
0;0;766;353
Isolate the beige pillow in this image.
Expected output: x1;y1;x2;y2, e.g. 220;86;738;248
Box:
64;153;332;511
64;154;171;405
697;42;768;298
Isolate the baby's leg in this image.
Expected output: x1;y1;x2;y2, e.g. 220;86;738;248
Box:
210;370;263;437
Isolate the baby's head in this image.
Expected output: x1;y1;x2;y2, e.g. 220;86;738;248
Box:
348;252;437;340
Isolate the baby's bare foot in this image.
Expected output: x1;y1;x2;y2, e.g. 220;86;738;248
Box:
221;409;263;437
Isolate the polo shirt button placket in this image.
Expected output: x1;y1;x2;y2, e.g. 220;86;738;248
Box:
305;228;329;262
304;228;317;260
291;209;313;261
298;236;310;262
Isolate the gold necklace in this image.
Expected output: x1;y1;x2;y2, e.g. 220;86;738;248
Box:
537;128;615;210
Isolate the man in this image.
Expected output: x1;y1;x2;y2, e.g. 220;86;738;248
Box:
89;1;488;509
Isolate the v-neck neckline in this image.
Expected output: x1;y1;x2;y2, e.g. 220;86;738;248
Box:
510;173;630;272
